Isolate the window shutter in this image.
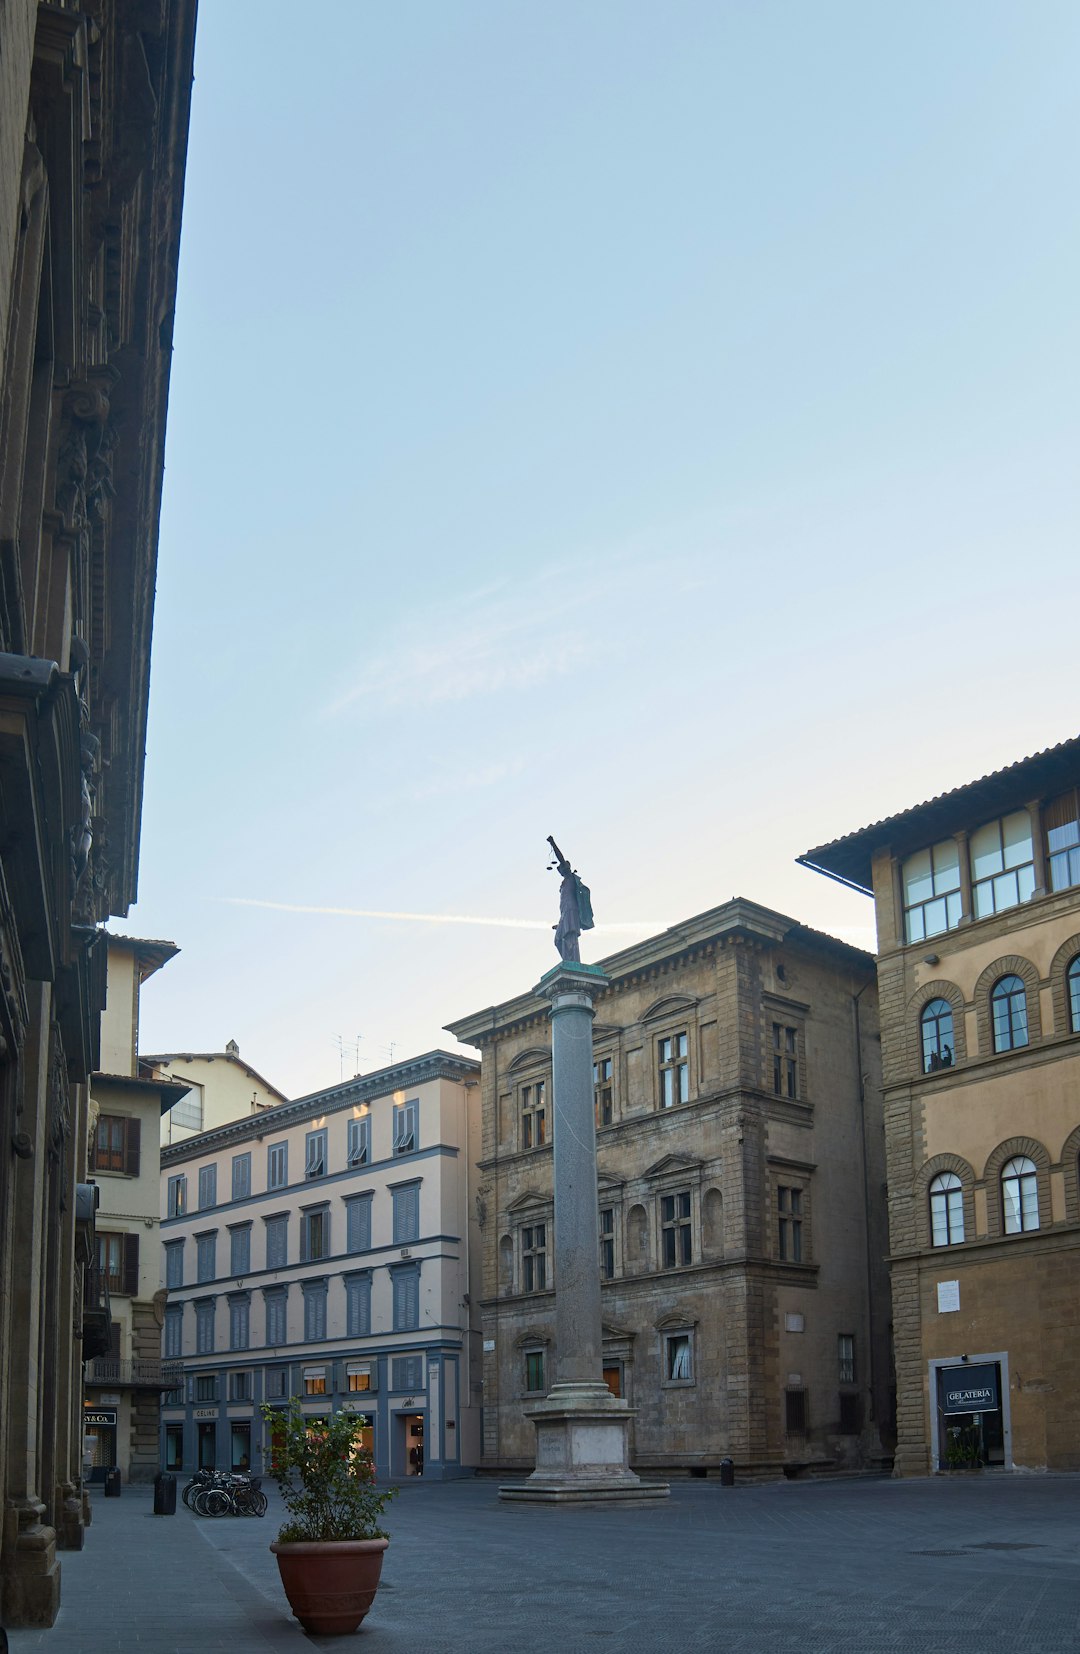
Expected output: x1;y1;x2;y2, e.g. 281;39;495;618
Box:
393;1186;418;1245
124;1117;141;1177
123;1233;140;1296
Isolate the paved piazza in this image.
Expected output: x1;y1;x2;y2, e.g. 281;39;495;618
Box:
8;1474;1079;1653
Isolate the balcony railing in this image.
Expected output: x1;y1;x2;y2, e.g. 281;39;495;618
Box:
86;1357;185;1390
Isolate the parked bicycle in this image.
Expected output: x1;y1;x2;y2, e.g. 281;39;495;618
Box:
184;1469;267;1518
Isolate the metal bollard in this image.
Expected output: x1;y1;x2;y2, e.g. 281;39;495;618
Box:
153;1472;177;1515
719;1457;735;1487
103;1468;122;1497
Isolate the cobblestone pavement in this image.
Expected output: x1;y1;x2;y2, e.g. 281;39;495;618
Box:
7;1473;1080;1653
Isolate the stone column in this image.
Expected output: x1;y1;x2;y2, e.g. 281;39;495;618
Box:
500;961;667;1505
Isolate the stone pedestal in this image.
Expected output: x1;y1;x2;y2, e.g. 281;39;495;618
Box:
501;961;668;1506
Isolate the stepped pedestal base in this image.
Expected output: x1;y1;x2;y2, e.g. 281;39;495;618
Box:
499;1382;670;1505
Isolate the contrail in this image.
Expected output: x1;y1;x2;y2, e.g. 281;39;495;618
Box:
221;897;665;935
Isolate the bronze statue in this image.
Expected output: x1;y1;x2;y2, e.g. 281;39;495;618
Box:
547;836;595;962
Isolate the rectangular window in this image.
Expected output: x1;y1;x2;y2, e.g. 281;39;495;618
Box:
229;1297;250;1351
838;1333;855;1386
970;810;1036;920
196;1301;216;1355
521;1081;546;1150
392;1184;420;1245
594;1057;613;1127
231;1152;251;1202
392;1266;420;1331
196;1233;217;1284
1046;788;1080;893
164;1306;183;1359
304;1128;327;1180
393;1099;418;1156
772;1024;798;1100
265;1214;288;1270
165;1424;184;1471
778;1186;804;1263
903;839;963;943
391;1354;422;1392
303;1365;327;1396
785;1388;808;1435
98;1231;138;1295
229;1370;251;1402
658;1033;689;1108
231;1422;252;1471
346;1273;372;1337
265;1290;287;1348
267;1142;288;1191
346;1361;373;1393
229;1225;251;1278
165;1240;184;1290
346;1194;373;1254
524;1349;545;1393
195;1374;217;1403
522;1223;547;1292
301;1207;330;1263
198;1164;217;1210
664;1332;693;1383
660;1192;692;1268
599;1207;615;1279
266;1366;288;1399
347;1115;371;1167
167;1174;187;1217
94;1114;140;1176
303;1282;327;1341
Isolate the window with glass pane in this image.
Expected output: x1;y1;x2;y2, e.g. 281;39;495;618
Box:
198;1164;217;1210
304;1129;327;1179
1002;1156;1039;1233
229;1225;251;1277
921;999;955;1072
347;1115;370;1167
522;1224;547;1292
229;1370;251;1401
970;811;1035;920
1068;957;1080;1034
392;1100;418;1156
902;840;963;942
665;1333;692;1382
838;1334;855;1385
524;1350;545;1392
772;1024;798;1098
661;1191;692;1267
167;1174;187;1217
991;975;1028;1052
599;1207;615;1279
347;1361;372;1392
929;1172;964;1244
267;1142;288;1190
594;1057;613;1127
196;1233;217;1283
658;1033;689;1108
302;1207;329;1262
303;1366;327;1395
231;1152;251;1201
778;1186;803;1261
1045;788;1080;893
521;1081;546;1149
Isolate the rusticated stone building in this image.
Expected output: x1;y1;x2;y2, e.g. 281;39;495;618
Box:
447;899;893;1480
802;735;1080;1475
0;0;195;1623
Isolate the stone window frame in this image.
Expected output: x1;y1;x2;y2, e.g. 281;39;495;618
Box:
597;1175;624;1282
768;1160;814;1266
516;1327;551;1398
506;1047;552;1153
506;1192;554;1297
760;994;811;1107
593;1049;616;1129
908;979;968;1076
973;955;1043;1056
982;1136;1052;1240
657;1315;697;1389
1047;933;1080;1036
913;1153;976;1251
1059;1124;1080;1224
641;995;701;1112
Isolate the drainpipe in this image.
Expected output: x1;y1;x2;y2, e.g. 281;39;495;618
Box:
852;979;877;1428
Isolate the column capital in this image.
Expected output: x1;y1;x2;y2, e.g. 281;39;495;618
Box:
534;961;610;1006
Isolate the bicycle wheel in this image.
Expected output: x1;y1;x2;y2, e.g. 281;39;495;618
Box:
182;1479;200;1510
251;1490;268;1517
204;1488;231;1517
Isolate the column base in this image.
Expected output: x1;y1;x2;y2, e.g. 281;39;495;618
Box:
1;1503;61;1627
500;1383;669;1505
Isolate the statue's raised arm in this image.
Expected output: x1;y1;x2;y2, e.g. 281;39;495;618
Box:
547;836;595;962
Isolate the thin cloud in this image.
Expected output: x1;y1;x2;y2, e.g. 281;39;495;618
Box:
221;896;665;935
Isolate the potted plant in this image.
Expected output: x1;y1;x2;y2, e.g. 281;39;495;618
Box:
260;1399;396;1635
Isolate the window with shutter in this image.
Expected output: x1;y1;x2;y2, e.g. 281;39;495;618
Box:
167;1174;187;1217
392;1184;420;1245
392;1265;419;1330
196;1301;216;1354
196;1233;217;1283
392;1100;418;1155
267;1142;288;1190
301;1207;330;1262
346;1273;371;1336
229;1297;250;1350
198;1164;217;1210
304;1129;327;1179
346;1194;372;1254
347;1116;370;1167
122;1233;140;1295
165;1240;184;1289
231;1152;251;1201
304;1283;327;1341
265;1290;287;1347
164;1306;183;1359
265;1215;288;1269
124;1117;141;1177
94;1114;141;1175
229;1225;251;1277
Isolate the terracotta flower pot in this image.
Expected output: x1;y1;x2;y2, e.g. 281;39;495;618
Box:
270;1537;389;1635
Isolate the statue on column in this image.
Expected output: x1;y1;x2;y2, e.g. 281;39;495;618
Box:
547;836;594;962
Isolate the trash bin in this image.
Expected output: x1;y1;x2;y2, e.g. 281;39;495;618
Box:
103;1468;122;1497
719;1458;735;1488
153;1472;177;1515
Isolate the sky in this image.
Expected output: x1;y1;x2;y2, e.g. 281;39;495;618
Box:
127;1;1080;1098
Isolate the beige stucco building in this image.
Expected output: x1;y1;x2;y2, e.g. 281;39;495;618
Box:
85;938;188;1483
801;735;1080;1474
149;1044;288;1146
446;899;893;1480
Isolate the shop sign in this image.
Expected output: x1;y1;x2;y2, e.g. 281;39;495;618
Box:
941;1363;999;1415
193;1408;218;1420
84;1410;116;1427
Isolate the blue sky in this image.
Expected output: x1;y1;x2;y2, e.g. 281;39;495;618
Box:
129;2;1080;1095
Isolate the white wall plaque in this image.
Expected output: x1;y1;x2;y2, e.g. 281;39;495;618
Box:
483;1339;495;1352
937;1280;960;1313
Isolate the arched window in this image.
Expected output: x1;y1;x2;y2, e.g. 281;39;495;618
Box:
929;1172;964;1246
921;1000;955;1073
1001;1156;1039;1234
1068;957;1080;1034
991;975;1028;1052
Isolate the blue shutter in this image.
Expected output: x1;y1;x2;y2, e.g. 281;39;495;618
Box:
266;1216;287;1269
230;1298;249;1350
346;1275;371;1336
230;1226;251;1276
232;1153;251;1201
348;1117;370;1166
266;1291;287;1347
347;1196;371;1254
392;1185;419;1244
165;1241;183;1289
164;1307;183;1358
392;1267;419;1331
199;1165;217;1209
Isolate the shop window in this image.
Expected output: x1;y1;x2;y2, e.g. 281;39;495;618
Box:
662;1330;694;1385
777;1186;804;1262
902;839;962;943
348;1114;370;1167
1045;787;1080;893
304;1128;327;1180
94;1114;140;1176
991;976;1028;1052
165;1424;184;1471
524;1349;545;1393
198;1164;217;1210
197;1421;217;1469
921;1000;955;1073
1001;1156;1039;1234
231;1423;252;1472
393;1099;418;1155
971;811;1035;920
785;1389;808;1435
929;1172;965;1245
167;1174;187;1217
521;1081;546;1150
658;1033;689;1108
303;1365;327;1396
660;1192;692;1268
594;1057;613;1127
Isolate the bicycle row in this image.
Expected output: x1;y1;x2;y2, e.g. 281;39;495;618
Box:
182;1468;268;1517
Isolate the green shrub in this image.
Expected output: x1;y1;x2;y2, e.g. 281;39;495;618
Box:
259;1398;396;1542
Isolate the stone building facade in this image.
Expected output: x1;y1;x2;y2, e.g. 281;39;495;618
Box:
446;900;893;1479
0;0;195;1624
801;735;1080;1474
159;1052;483;1484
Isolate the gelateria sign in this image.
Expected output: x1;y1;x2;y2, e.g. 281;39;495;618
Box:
941;1364;999;1415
